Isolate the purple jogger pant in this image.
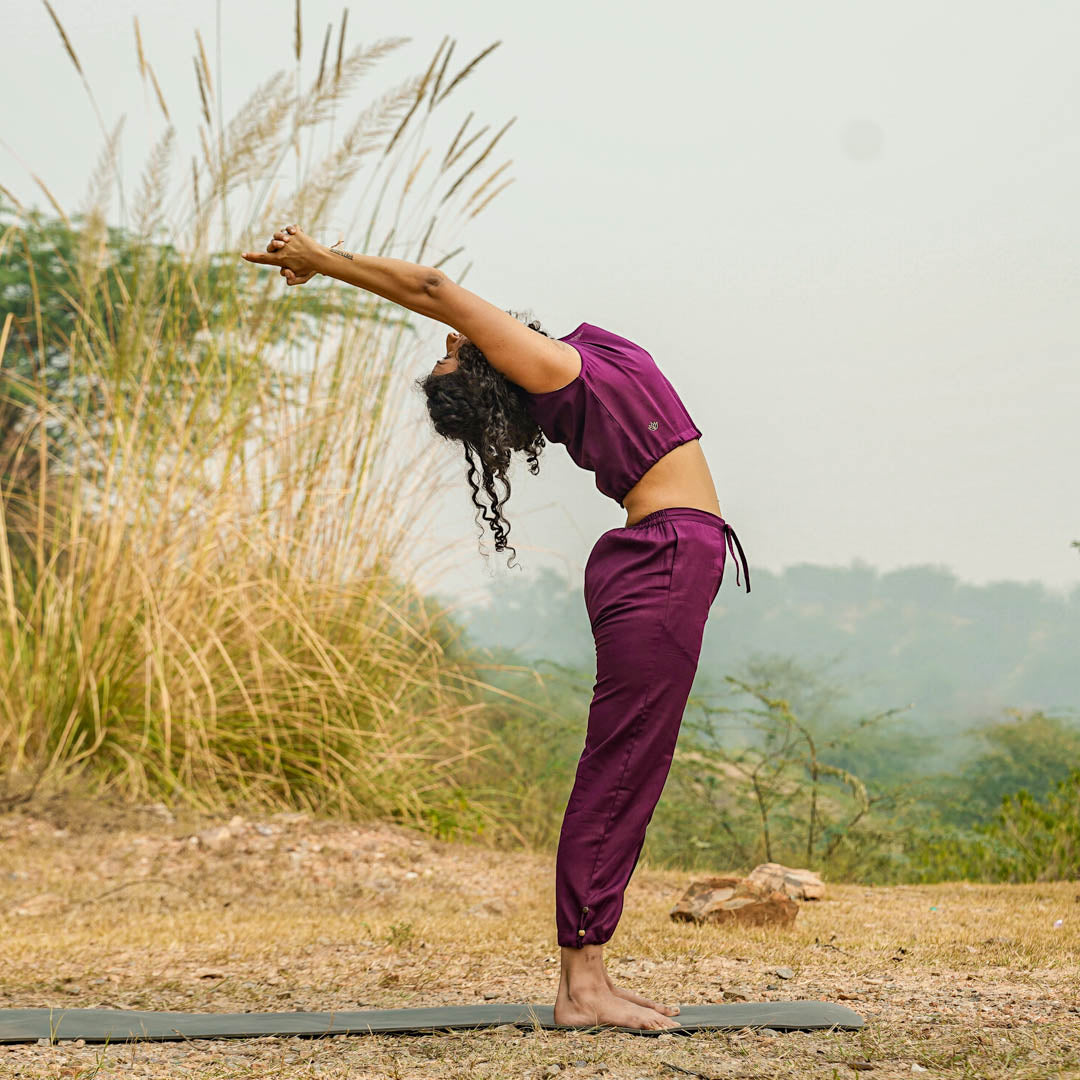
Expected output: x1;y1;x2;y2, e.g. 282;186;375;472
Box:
555;506;750;948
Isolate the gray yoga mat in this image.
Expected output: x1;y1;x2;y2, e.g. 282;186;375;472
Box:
0;1001;864;1043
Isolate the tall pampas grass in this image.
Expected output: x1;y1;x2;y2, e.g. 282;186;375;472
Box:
0;4;535;842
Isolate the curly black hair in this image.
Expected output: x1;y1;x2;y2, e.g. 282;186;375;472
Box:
414;310;551;569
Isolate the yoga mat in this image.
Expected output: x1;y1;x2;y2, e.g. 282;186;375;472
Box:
0;1001;864;1043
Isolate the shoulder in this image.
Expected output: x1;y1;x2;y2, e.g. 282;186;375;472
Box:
426;275;586;393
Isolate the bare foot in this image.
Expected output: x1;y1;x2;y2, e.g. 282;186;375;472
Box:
554;980;681;1031
603;971;681;1018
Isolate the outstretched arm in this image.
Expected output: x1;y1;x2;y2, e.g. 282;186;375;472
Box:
243;226;578;393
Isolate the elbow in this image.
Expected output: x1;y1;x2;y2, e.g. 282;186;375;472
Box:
419;267;451;321
422;267;446;295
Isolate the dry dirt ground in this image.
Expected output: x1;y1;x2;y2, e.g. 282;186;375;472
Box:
0;794;1078;1079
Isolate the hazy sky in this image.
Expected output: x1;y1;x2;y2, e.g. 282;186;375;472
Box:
5;1;1078;610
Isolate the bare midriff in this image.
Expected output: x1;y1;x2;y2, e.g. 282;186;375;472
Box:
621;439;723;527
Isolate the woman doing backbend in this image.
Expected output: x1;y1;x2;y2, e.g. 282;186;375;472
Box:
243;226;751;1032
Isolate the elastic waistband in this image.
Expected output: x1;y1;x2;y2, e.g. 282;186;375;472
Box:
627;506;727;532
625;507;751;594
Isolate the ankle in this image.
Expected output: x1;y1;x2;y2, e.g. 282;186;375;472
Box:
562;975;609;1000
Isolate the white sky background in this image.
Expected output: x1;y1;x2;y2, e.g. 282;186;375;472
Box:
4;1;1079;610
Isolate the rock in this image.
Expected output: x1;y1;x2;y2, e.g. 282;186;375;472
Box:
482;992;498;1000
670;876;799;928
745;862;826;901
766;983;780;990
771;966;795;980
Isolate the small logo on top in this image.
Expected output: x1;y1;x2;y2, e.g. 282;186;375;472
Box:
648;419;659;430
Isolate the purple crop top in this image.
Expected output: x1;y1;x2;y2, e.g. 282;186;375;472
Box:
519;322;703;508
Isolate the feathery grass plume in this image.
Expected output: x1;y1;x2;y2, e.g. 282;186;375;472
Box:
209;71;294;198
198;123;214;176
403;149;431;201
294;38;410;131
132;127;175;239
28;174;70;226
444;123;489;172
195;28;214;97
0;183;25;212
335;7;348;86
440;116;516;205
1;18;535;836
75;116;125;294
146;61;171;123
428;38;454;113
316;21;332;90
41;0;83;76
294;79;428;223
383;37;450;159
430;245;463;270
194;56;212;127
469;178;514;219
40;0;114;193
435;41;501;107
133;15;146;79
464;159;511;211
442;112;474;171
294;0;302;62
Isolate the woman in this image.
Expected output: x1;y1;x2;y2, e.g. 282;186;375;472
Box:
243;227;751;1032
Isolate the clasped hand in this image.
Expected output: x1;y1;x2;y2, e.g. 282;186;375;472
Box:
241;224;320;286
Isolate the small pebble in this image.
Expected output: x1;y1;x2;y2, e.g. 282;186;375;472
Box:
766;983;780;990
543;1065;561;1077
482;992;498;1000
772;966;795;980
571;1062;587;1068
759;1027;780;1036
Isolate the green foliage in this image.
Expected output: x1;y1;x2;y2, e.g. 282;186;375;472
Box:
932;710;1080;825
907;770;1080;883
647;660;917;882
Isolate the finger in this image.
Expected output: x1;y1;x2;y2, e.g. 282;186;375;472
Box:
242;251;279;265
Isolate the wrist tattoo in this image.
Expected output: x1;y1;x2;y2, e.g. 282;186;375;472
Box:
328;241;355;261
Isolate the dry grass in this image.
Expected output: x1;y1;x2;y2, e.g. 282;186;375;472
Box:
0;791;1077;1079
1;7;526;829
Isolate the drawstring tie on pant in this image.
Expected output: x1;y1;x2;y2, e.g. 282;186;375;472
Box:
724;522;751;594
